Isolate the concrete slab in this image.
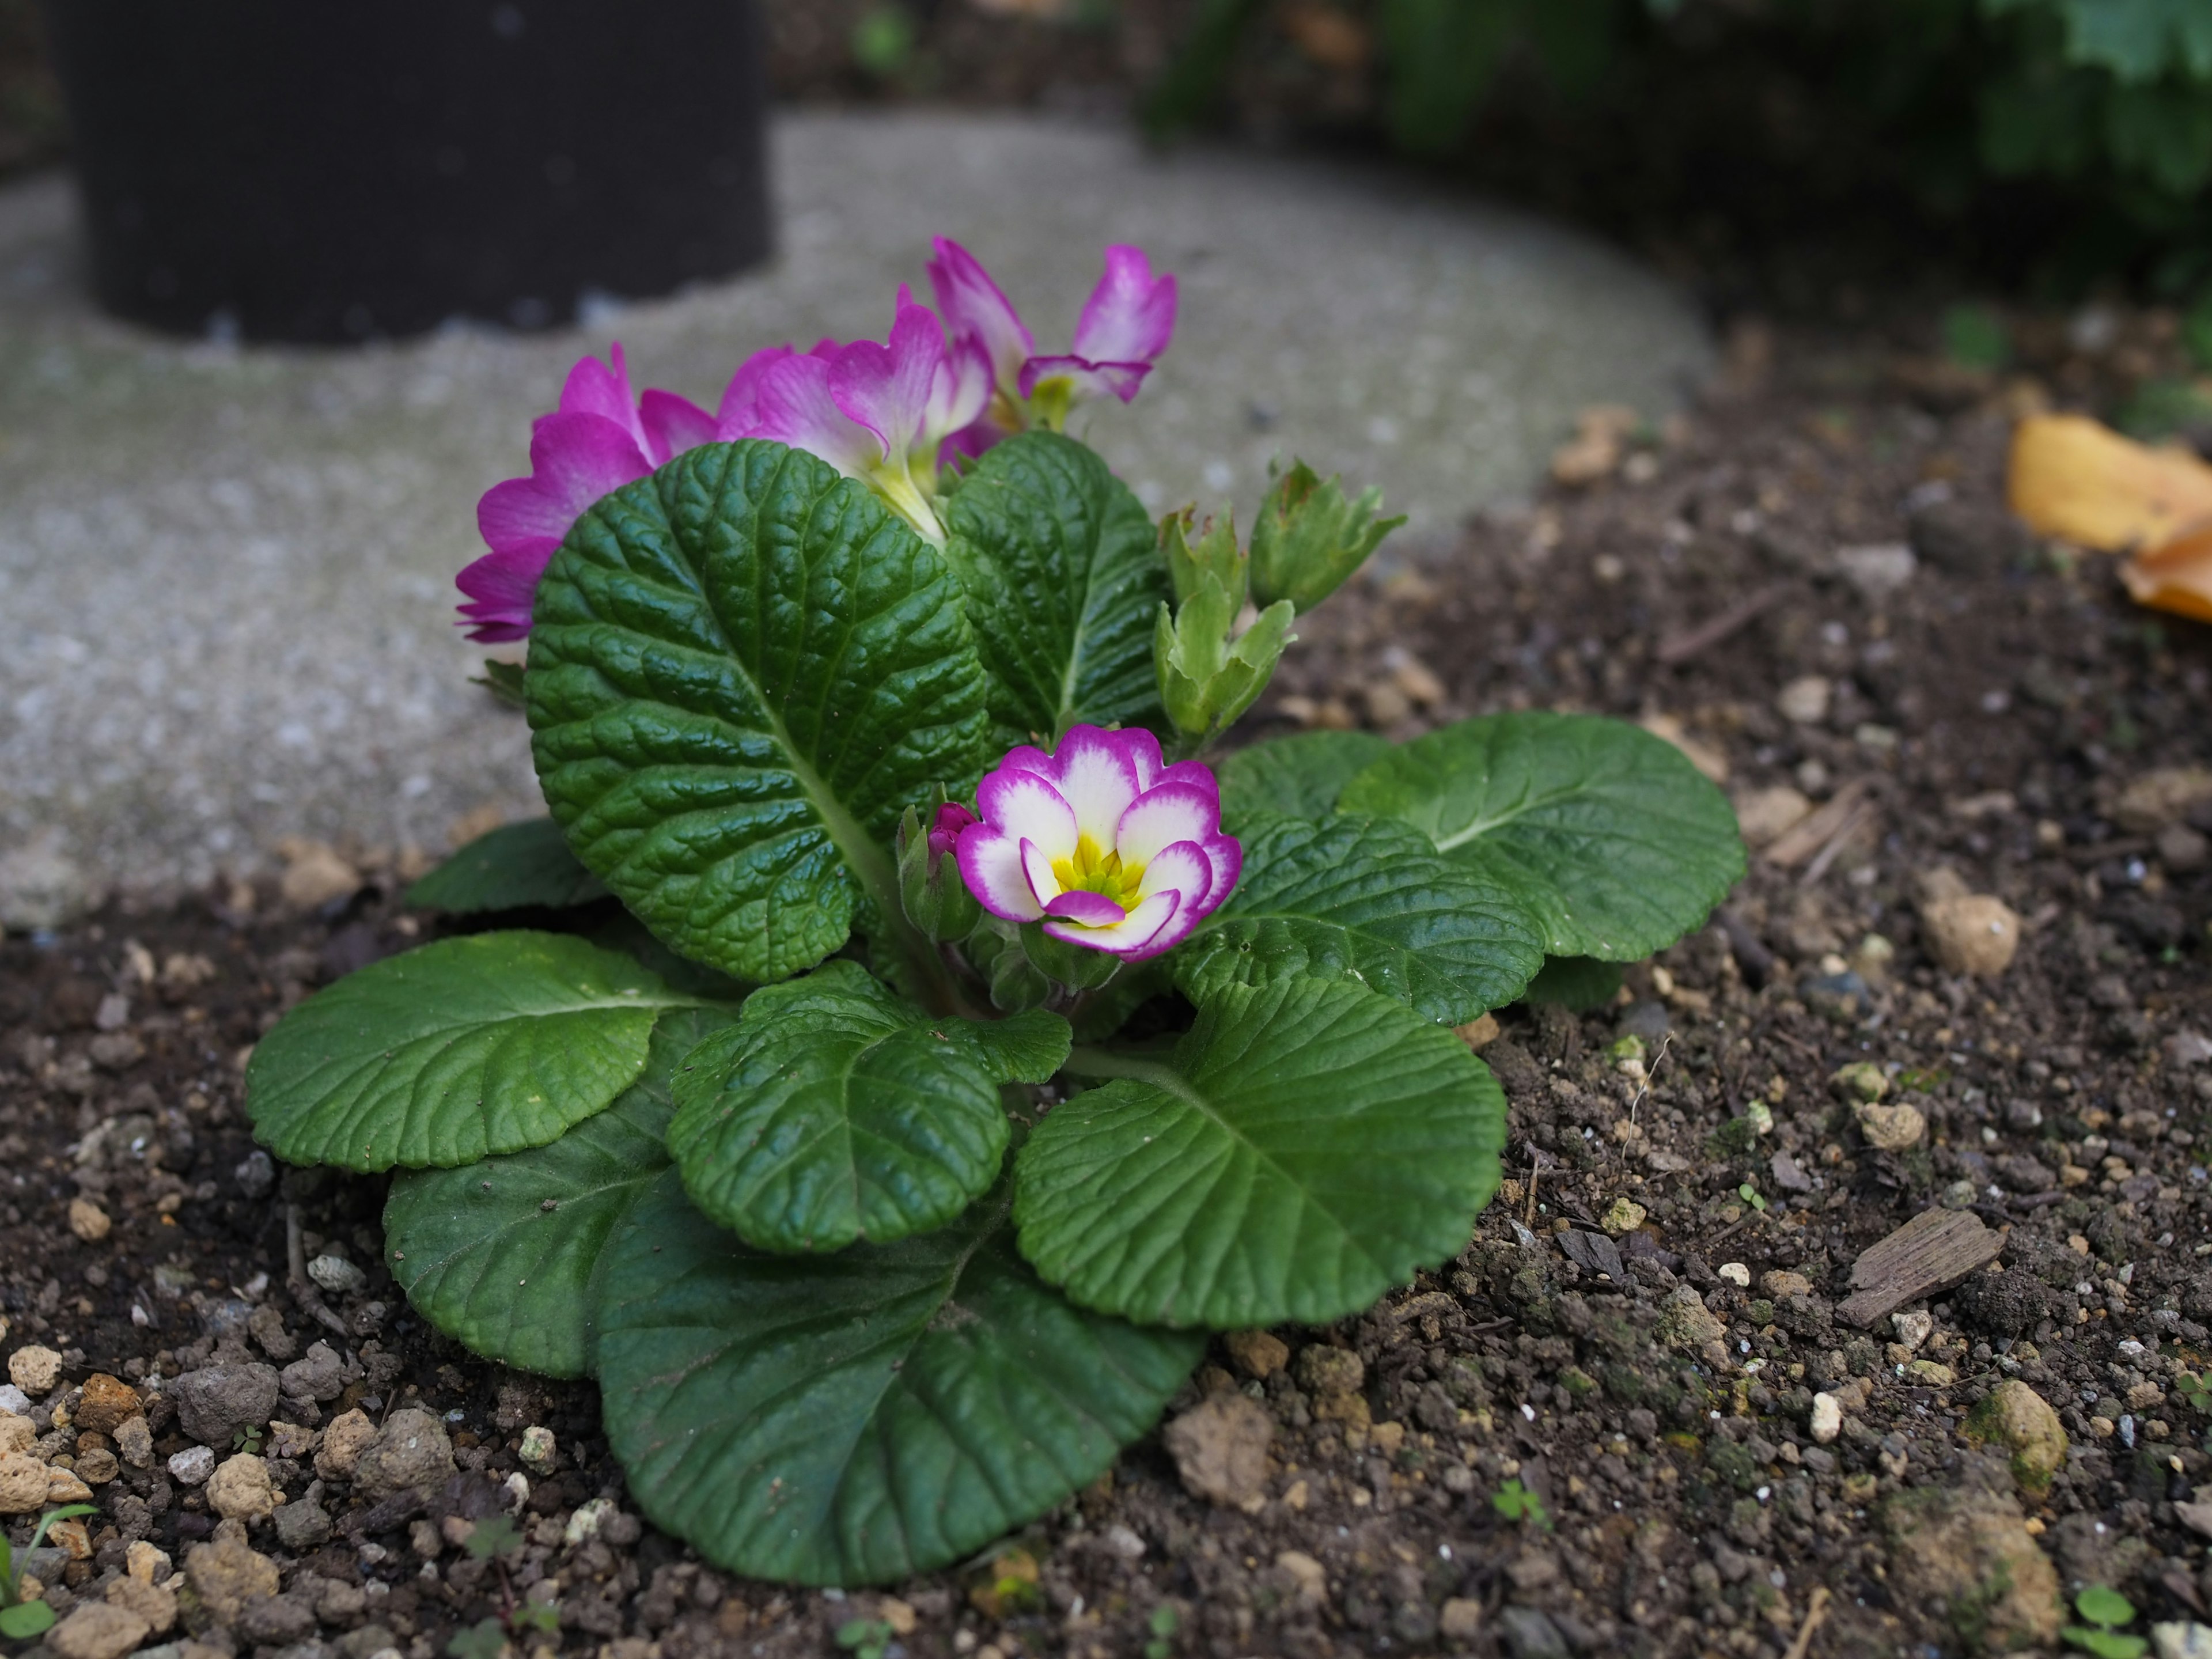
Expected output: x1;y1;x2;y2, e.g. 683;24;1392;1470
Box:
0;108;1711;904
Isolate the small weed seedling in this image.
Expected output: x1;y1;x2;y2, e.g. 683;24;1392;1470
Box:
0;1506;100;1639
1493;1479;1552;1530
836;1619;896;1659
1143;1603;1180;1659
2063;1585;2146;1658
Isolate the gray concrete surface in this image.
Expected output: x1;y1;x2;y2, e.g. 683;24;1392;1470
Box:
0;108;1712;907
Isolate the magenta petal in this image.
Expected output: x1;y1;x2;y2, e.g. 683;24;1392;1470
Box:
741;354;884;478
923;332;993;453
454;545;553;642
638;390;717;464
956;826;1046;923
927;236;1034;395
1070;246;1177;366
1044;889;1128;927
927;802;977;862
1044;890;1181;959
556;344;651;453
712;344;798;434
1116;783;1221;869
1197;832;1241;924
1018;355;1152;406
1134;839;1213;916
830;300;942;463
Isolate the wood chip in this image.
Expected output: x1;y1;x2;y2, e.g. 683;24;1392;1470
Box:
1835;1207;2003;1328
1762;778;1873;868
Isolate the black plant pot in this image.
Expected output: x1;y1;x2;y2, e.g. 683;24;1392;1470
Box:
38;1;772;342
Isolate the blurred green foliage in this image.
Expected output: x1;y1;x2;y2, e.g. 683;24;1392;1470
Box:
1145;0;2212;287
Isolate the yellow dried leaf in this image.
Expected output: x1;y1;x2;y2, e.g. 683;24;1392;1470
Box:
2121;522;2212;624
2006;414;2212;552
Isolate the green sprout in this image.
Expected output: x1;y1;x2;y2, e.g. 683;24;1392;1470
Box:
446;1617;507;1659
836;1618;895;1659
1737;1181;1768;1213
463;1514;523;1562
0;1506;101;1638
232;1425;264;1455
1491;1478;1552;1529
1143;1603;1180;1659
2173;1371;2212;1416
2063;1585;2146;1658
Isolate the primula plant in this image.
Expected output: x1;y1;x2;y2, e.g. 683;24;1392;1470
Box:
247;236;1744;1587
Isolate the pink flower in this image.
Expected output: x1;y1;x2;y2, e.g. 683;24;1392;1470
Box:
955;726;1239;960
927;802;976;865
729;289;989;542
927;240;1178;442
457;343;685;642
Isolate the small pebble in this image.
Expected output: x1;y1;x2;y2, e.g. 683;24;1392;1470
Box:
306;1255;367;1294
518;1425;556;1475
1718;1262;1752;1287
167;1446;216;1486
67;1198;111;1242
1810;1393;1843;1445
7;1344;63;1396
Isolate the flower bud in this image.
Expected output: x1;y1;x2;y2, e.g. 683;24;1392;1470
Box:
896;800;982;942
1248;459;1405;613
1160;506;1246;612
1155;586;1295;749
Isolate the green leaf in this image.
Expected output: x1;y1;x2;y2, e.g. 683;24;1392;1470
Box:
247;931;704;1172
1521;955;1624;1011
2063;1632;2148;1659
527;439;988;985
669;961;1069;1253
381;1005;734;1377
0;1601;56;1639
1173;813;1544;1023
405;818;608;914
2073;1585;2137;1628
1216;730;1389;828
1014;977;1506;1328
941;432;1170;745
594;1171;1203;1586
1338;711;1745;960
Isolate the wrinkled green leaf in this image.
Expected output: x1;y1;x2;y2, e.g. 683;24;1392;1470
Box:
248;932;706;1171
382;1006;734;1377
1014;977;1506;1328
1521;955;1624;1011
669;961;1069;1253
527;440;988;984
406;818;608;914
942;433;1170;744
1173;813;1544;1022
1217;729;1389;828
1338;711;1744;960
596;1171;1202;1586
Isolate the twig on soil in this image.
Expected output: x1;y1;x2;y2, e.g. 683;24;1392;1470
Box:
1628;1032;1672;1126
1655;581;1793;666
1763;778;1872;868
1798;799;1878;886
286;1202;351;1339
1783;1586;1832;1659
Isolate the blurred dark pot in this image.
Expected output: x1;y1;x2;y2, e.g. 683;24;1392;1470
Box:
38;1;771;342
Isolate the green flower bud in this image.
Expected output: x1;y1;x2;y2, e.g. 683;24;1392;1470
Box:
1249;458;1405;613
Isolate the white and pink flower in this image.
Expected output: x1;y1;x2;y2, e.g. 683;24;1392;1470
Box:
955;726;1239;960
927;238;1177;440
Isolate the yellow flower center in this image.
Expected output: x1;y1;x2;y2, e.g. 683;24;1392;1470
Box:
1051;834;1147;917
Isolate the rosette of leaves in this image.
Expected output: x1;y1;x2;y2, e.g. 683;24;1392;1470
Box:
248;431;1742;1588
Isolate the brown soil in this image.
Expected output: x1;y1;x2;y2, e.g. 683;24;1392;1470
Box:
6;321;2212;1659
